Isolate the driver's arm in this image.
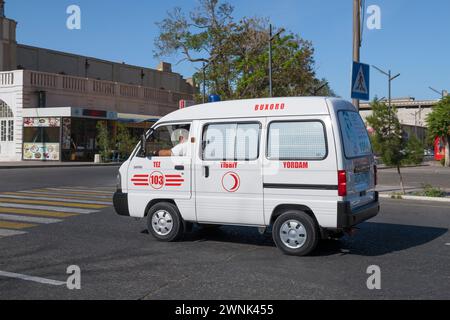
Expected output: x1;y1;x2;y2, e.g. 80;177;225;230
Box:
154;149;172;157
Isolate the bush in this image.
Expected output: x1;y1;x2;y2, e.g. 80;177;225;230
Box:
422;184;446;198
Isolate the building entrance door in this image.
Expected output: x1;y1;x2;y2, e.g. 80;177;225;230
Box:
0;101;14;161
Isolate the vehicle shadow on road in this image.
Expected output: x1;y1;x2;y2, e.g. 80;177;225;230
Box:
315;222;448;257
172;222;448;257
180;225;276;247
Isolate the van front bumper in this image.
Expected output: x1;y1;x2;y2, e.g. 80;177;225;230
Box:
113;190;130;216
337;192;379;228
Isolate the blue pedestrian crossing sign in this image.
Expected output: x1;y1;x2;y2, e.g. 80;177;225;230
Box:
351;61;370;101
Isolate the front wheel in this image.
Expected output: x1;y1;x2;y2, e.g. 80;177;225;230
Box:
272;211;319;256
147;202;184;242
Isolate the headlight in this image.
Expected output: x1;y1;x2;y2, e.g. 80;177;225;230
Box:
116;173;122;190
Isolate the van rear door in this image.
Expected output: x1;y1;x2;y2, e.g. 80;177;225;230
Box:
337;110;376;209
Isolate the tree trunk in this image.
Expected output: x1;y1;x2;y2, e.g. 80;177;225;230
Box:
397;165;406;194
444;135;450;167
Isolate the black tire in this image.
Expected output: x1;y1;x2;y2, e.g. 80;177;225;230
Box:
272;210;319;256
147;202;184;242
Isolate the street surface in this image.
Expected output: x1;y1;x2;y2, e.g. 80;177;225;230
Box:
0;166;449;299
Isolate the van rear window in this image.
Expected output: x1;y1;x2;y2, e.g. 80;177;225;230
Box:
338;111;372;158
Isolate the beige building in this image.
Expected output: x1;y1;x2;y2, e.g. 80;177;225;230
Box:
0;0;195;162
360;97;439;144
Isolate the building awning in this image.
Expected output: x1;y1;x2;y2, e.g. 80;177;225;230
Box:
22;108;161;123
117;113;161;123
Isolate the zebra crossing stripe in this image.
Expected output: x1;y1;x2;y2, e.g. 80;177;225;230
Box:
0;203;98;214
0;229;27;237
0;214;62;224
0;207;76;218
0;194;112;205
0;221;36;229
10;191;112;200
41;188;113;195
0;198;108;209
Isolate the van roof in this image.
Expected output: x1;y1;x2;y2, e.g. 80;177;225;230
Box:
158;97;355;123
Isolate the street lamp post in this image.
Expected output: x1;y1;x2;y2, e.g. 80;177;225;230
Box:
372;65;400;108
268;24;285;97
372;65;400;133
429;86;447;99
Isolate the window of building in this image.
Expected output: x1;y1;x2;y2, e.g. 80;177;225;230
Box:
0;120;6;142
0;101;13;118
0;101;14;142
267;121;327;160
202;123;260;161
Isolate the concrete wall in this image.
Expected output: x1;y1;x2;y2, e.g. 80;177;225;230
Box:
16;45;194;94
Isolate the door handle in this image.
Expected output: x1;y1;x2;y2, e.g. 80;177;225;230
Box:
174;165;185;171
204;166;210;178
134;166;143;169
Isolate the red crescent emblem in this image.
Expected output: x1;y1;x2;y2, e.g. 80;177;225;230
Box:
221;171;240;193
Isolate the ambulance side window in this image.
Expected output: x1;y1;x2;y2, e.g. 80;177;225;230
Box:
144;123;191;157
202;122;260;161
267;121;327;160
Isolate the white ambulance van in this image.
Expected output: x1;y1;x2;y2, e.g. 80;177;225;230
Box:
114;97;379;256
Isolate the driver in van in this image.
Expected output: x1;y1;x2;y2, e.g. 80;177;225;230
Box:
152;129;189;157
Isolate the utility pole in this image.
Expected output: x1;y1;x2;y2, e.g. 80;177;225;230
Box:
268;24;285;98
352;0;361;110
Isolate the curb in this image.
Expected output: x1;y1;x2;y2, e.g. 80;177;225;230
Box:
0;163;122;170
379;193;450;203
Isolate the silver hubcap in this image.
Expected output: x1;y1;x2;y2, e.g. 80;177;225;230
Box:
279;220;307;249
151;210;173;236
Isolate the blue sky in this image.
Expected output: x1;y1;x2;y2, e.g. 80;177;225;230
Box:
6;0;450;100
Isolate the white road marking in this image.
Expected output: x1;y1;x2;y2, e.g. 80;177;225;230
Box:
446;243;450;246
0;203;98;214
16;190;112;199
0;229;27;237
0;270;66;286
0;194;111;205
0;214;61;224
44;188;113;194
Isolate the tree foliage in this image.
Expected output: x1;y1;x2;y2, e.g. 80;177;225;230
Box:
116;123;138;160
154;0;334;100
366;100;424;193
96;121;111;161
426;95;450;166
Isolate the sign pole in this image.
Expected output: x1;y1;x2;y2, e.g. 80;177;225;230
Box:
353;0;361;111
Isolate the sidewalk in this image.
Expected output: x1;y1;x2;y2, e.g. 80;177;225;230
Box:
377;185;450;202
0;161;122;169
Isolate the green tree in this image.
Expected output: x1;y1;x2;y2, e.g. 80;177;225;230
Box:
116;123;138;160
426;96;450;167
366;100;423;194
154;0;334;101
96;121;111;162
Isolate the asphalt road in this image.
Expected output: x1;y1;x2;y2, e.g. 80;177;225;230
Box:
0;166;449;300
378;165;450;190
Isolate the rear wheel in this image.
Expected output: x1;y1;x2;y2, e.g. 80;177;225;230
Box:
272;210;319;256
147;202;184;242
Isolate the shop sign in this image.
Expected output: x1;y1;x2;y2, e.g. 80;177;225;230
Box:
24;117;61;128
23;143;60;161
